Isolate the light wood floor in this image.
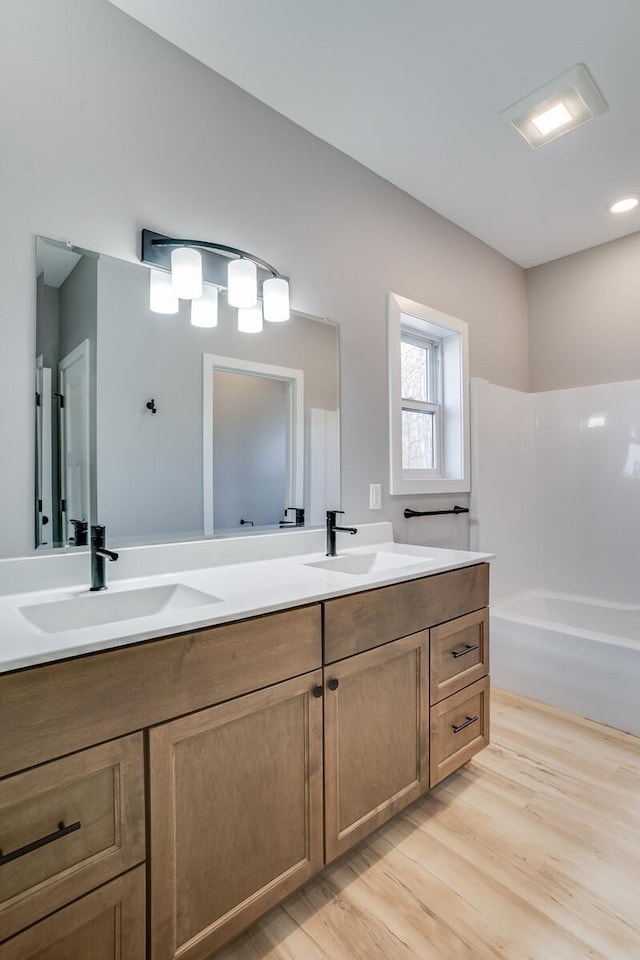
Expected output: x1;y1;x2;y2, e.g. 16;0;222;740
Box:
216;688;640;960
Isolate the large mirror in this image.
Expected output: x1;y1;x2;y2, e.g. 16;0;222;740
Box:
35;236;340;549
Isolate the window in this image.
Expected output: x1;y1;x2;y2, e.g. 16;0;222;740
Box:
388;293;469;495
400;333;441;472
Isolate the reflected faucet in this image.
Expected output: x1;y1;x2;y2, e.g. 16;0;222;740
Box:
69;519;88;546
90;524;119;591
280;507;305;528
326;510;358;557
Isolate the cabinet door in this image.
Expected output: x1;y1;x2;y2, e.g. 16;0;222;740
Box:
0;866;145;960
149;670;324;960
324;632;429;863
0;735;145;943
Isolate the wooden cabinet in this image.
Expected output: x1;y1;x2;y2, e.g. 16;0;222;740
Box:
148;670;324;960
0;605;321;779
430;608;489;704
0;735;145;943
324;632;429;862
324;563;489;662
0;564;491;956
0;604;322;955
0;866;145;960
430;676;490;786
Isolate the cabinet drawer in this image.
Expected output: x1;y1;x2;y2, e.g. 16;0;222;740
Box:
324;563;489;662
0;605;321;778
0;735;145;943
0;866;145;959
430;608;489;704
430;677;490;787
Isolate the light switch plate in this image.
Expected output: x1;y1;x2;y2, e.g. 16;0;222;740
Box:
369;483;382;510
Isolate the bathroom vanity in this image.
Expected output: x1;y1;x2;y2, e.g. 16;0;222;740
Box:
0;533;490;959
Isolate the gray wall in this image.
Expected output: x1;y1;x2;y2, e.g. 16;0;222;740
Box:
528;232;640;392
213;373;288;531
35;276;60;381
0;0;528;558
59;257;97;362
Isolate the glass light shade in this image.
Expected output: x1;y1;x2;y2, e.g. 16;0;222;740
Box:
237;304;263;333
171;247;202;299
262;277;290;322
190;285;219;328
227;258;257;308
149;269;179;314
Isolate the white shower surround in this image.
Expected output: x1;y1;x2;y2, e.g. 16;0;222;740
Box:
471;378;640;734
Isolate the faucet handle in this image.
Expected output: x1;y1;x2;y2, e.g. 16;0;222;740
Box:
327;509;344;517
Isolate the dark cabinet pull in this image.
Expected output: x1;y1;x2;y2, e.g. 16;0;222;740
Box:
0;820;81;867
452;716;478;735
328;678;339;691
451;642;479;659
312;685;323;698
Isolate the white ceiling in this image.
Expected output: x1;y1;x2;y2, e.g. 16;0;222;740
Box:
107;0;640;267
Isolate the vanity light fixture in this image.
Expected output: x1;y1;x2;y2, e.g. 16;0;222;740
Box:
227;258;258;308
171;247;203;300
191;284;219;328
149;269;179;314
237;304;263;334
141;229;290;327
500;64;607;149
263;276;290;323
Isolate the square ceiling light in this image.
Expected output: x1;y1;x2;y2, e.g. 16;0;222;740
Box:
500;64;607;149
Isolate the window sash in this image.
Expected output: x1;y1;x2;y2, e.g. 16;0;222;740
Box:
400;330;442;474
400;333;441;406
401;400;441;474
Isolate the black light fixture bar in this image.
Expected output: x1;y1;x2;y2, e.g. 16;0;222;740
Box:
141;229;287;289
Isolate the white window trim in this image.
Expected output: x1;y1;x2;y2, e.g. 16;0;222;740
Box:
388;292;470;495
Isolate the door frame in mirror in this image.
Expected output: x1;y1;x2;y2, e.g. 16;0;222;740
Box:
202;354;304;536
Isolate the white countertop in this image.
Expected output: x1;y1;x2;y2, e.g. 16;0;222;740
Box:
0;524;492;674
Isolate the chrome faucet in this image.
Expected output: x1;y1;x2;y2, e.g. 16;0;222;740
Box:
326;509;358;557
90;524;119;591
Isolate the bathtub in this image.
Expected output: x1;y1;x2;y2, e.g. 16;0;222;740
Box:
491;591;640;736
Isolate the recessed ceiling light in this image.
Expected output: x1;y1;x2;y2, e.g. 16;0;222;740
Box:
609;197;639;214
531;102;572;137
500;64;607;149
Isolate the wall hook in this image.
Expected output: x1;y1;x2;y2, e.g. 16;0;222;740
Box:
146;399;157;414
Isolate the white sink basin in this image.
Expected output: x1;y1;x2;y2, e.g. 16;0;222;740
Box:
19;584;223;634
305;550;431;576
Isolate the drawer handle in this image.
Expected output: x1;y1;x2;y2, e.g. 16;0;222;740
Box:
452;716;478;734
0;820;81;867
451;643;479;659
